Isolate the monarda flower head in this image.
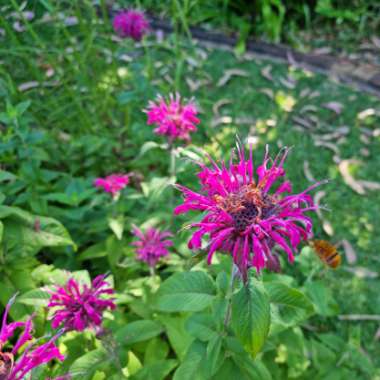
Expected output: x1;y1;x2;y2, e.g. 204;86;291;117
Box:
132;225;173;268
113;9;149;41
0;296;64;380
146;93;200;143
94;174;129;199
175;143;324;282
47;275;116;332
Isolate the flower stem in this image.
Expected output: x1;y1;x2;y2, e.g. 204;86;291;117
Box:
169;144;177;224
224;263;238;329
98;329;125;378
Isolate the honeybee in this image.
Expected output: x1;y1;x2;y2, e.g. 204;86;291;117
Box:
310;240;341;269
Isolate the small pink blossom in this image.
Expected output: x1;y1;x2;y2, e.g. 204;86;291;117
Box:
47;275;116;332
132;225;173;268
146;93;200;143
94;174;129;198
0;295;64;380
175;143;325;282
113;9;149;41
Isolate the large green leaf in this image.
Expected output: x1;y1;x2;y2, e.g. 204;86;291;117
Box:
231;278;270;357
173;340;207;380
154;271;216;312
305;281;339;317
69;348;108;379
157;315;194;360
130;359;177;380
185;313;217;341
0;205;75;262
265;282;314;332
115;320;164;345
18;288;50;307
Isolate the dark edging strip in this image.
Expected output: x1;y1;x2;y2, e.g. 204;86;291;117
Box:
148;16;380;98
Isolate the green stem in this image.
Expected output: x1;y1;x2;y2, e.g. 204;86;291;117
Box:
99;330;126;378
169;145;176;224
224;263;238;329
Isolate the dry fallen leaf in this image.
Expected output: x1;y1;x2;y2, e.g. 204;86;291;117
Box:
259;88;274;100
358;180;380;191
212;99;232;116
314;190;334;236
358;108;376;120
261;65;273;81
340;239;357;264
300;88;311;98
292;115;314;129
345;266;378;279
186;78;209;92
314;140;340;157
303;161;316;182
371;36;380;49
323;101;344;115
338;159;366;195
279;76;296;89
18;81;39;92
217;69;249;87
211;116;233;128
300;105;318;114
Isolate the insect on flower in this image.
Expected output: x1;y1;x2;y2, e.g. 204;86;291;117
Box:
175;142;326;282
310;239;341;269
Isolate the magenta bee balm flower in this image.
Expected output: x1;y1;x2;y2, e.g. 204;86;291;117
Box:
175;144;324;282
94;174;129;198
47;275;116;332
132;225;173;268
146;93;200;143
0;296;64;380
113;9;149;41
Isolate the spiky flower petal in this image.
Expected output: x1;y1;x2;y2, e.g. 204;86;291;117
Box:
175;144;323;282
47;275;116;332
113;9;149;41
94;174;129;198
132;225;173;268
146;93;200;143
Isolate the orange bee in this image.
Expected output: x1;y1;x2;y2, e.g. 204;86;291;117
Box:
310;240;341;269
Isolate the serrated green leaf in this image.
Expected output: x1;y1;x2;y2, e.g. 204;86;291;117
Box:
115;320;164;345
18;288;50;307
265;282;314;330
231;278;270;357
69;348;108;379
155;271;216;312
131;359;177;380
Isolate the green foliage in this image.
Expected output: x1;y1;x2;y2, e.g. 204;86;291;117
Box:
0;1;379;378
231;277;270;357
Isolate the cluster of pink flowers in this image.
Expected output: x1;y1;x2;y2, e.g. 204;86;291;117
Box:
132;225;173;268
113;9;149;41
47;275;116;332
0;296;64;380
146;93;200;143
94;174;130;198
175;144;323;282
